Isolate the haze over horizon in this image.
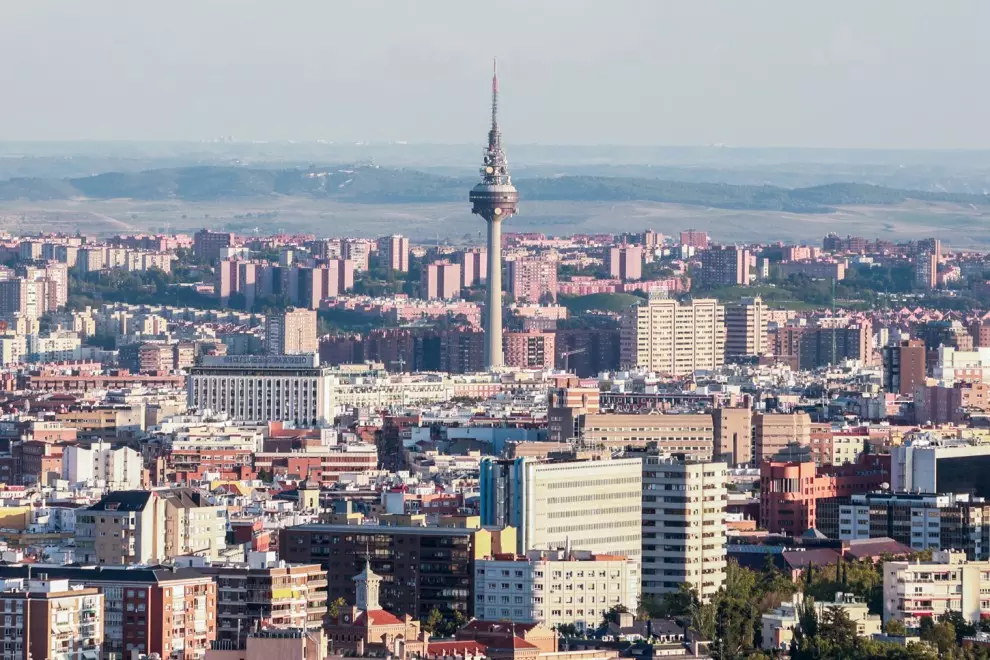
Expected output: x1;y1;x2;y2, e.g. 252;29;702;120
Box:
1;1;987;150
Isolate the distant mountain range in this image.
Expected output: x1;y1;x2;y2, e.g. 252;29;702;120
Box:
0;165;987;213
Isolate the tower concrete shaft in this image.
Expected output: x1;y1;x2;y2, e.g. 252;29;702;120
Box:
486;218;504;367
469;59;518;370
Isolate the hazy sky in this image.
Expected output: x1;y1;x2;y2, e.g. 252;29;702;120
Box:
1;1;988;148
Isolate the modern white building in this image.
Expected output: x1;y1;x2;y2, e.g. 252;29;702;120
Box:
28;330;81;362
474;549;639;632
827;492;990;558
642;456;727;602
480;456;643;561
883;550;990;627
933;346;990;384
890;439;990;496
188;354;336;427
62;441;143;489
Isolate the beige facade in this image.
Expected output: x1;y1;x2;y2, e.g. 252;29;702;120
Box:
265;308;318;356
76;491;165;565
754;412;812;463
725;296;768;359
713;407;753;466
642;457;727;601
163;489;227;561
883;551;990;627
580;413;714;461
620;296;725;376
206;629;327;660
76;489;226;565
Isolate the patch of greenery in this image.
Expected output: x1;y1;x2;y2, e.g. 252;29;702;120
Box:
559;292;643;314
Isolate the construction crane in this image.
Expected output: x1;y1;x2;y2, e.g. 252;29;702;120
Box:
560;348;586;373
390;357;407;373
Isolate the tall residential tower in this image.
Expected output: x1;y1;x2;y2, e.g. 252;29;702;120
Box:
470;60;519;369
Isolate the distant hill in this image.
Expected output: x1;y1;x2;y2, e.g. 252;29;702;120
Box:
0;165;987;212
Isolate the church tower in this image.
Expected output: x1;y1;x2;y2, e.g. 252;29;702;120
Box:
353;560;382;611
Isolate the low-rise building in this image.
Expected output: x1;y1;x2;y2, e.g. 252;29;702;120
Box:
883;550;990;627
474;549;639;632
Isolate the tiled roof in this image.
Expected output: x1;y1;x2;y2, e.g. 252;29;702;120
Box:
428;641;487;655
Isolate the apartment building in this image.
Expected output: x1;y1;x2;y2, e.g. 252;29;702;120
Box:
377;235;410;272
420;260;462;300
342;238;372;272
882;339;927;395
698;245;750;287
474;549;639;632
725;296;768;360
479;456;643;560
62;441;142;490
76;490;226;565
76;491;164;565
162;489;227;561
712;407;753;466
279;523;505;619
456;248;487;288
507;257;558;303
198;552;327;649
503;330;555;369
0;577;103;660
753;412;812;464
883;551;990;627
579;413;714;460
606;245;643;281
194;230;235;262
0;566;217;660
620;296;725;376
264;308;318;355
642;457;727;601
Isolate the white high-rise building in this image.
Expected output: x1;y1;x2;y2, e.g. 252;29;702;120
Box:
475;549;640;632
480;456;643;562
62;441;143;489
642;456;727;602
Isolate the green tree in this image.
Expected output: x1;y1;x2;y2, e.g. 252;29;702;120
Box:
819;606;857;649
601;604;630;626
919;615;935;640
929;622;956;655
423;607;444;635
885;619;907;636
659;583;700;617
327;596;346;620
942;611;977;644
